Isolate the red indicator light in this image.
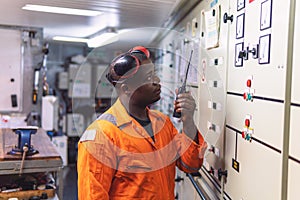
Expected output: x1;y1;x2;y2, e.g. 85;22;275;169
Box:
245;119;250;127
246;79;251;87
242;131;246;138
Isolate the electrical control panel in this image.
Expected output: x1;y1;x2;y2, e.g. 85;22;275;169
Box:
0;29;23;112
68;63;92;98
95;65;114;98
225;0;293;199
228;0;288;100
157;0;299;199
156;0;229;198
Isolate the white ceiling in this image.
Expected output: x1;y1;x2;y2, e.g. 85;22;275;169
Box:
0;0;181;46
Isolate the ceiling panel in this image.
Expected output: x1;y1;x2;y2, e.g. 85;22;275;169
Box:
0;0;181;43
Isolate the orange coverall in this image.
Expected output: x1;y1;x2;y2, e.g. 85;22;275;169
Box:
77;99;207;200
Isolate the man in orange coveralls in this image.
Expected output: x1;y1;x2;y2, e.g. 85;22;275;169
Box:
77;46;207;200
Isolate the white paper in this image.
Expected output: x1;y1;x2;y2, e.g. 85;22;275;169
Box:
203;6;220;49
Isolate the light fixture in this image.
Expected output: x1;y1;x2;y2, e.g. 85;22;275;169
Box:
87;33;118;48
22;4;102;16
52;36;88;43
52;27;119;47
87;27;119;48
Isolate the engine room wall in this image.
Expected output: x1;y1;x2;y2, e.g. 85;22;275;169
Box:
156;0;299;199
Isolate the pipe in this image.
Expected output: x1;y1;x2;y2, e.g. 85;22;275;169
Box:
281;0;296;199
187;173;206;200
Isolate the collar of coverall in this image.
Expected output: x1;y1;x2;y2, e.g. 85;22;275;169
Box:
111;98;164;128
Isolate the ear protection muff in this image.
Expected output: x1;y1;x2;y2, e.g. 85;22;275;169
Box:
129;46;150;59
106;46;151;86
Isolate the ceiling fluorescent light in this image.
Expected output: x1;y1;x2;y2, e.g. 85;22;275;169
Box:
22;4;102;16
53;36;88;43
87;32;119;48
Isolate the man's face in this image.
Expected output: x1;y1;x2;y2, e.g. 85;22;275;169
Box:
126;60;161;107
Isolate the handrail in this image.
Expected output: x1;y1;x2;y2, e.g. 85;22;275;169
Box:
187;173;206;200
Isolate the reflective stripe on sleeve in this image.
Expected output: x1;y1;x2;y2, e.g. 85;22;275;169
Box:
179;158;201;171
97;113;117;126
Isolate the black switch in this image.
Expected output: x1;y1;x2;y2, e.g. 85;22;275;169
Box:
213;81;218;87
11;94;18;107
214;58;218;65
210;123;216;131
212;102;217;109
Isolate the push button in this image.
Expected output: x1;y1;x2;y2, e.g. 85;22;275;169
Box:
246;79;251;87
242;131;246;138
247;93;252;101
245;119;250;127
